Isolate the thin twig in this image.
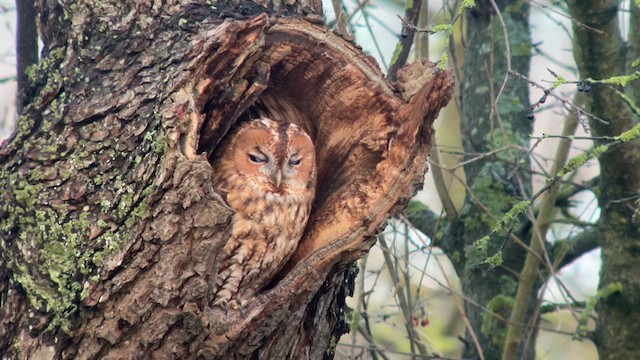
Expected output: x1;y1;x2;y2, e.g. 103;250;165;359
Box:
331;0;350;38
509;69;609;125
357;325;391;360
527;0;607;35
486;0;512;146
375;240;582;338
377;235;429;357
399;215;486;360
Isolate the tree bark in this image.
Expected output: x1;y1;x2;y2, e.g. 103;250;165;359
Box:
567;1;640;359
0;1;453;359
440;1;535;359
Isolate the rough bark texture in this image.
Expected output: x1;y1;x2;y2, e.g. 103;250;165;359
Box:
440;1;535;359
567;1;640;359
0;1;454;359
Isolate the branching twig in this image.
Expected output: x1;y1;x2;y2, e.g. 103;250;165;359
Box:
509;69;609;126
526;0;607;35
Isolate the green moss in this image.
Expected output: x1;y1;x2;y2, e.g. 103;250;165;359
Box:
91;231;125;265
482;295;515;347
611;87;640;117
451;251;462;264
555;144;609;179
499;275;518;295
575;282;623;339
127;200;148;227
13;182;43;207
597;71;640;87
432;24;452;34
118;190;135;218
144;130;157;141
471;165;522;231
459;0;475;13
18;116;35;135
475;235;490;251
617;123;640;143
492;200;531;234
155;135;168;154
100;199;112;212
437;53;449;71
550;74;568;90
26;47;65;86
3;166;156;335
6;206;88;334
325;335;337;357
484;250;504;267
467;163;531;268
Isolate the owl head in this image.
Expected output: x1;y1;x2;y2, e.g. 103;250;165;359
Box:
220;118;316;196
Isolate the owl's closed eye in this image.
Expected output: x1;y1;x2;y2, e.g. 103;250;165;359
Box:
210;118;317;308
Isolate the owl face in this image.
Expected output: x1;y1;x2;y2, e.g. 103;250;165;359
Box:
226;119;316;196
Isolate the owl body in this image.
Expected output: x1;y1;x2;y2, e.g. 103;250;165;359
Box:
211;118;316;307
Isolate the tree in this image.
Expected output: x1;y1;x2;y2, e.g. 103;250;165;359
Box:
0;1;452;358
566;1;640;359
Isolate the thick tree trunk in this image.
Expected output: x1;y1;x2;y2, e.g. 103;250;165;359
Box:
567;1;640;359
0;1;453;359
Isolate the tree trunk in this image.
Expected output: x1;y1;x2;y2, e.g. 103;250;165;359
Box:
0;1;453;359
440;1;535;358
567;1;640;359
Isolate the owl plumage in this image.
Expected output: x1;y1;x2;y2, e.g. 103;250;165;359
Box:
211;118;317;308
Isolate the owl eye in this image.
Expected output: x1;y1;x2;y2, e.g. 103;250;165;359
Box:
249;153;267;164
289;158;302;166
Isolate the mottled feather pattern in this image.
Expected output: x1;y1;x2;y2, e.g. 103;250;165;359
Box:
211;118;316;308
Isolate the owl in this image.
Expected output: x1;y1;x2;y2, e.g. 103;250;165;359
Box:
210;118;317;308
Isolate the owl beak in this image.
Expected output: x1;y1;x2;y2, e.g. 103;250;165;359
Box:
274;169;282;189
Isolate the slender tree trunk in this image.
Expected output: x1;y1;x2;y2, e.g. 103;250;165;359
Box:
0;1;453;358
567;1;640;359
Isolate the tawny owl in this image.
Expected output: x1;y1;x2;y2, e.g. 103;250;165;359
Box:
211;118;317;308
